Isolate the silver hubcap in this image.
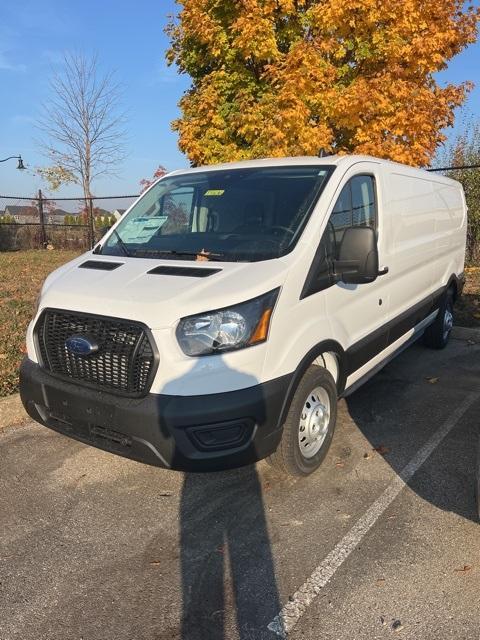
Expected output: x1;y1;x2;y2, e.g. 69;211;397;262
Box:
443;306;453;340
298;386;330;459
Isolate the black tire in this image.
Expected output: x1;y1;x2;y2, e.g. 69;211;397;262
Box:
266;366;337;477
423;288;455;350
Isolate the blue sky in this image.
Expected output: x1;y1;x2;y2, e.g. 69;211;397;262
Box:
0;0;479;197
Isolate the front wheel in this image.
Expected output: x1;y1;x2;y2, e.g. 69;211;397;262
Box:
266;366;337;477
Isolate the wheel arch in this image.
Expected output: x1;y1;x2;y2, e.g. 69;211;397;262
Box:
277;340;347;428
445;272;465;302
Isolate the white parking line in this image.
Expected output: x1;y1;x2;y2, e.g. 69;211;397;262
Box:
268;392;480;638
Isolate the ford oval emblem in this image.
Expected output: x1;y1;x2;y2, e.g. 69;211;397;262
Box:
65;334;99;356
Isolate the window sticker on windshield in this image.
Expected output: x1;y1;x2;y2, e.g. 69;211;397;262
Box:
121;216;168;241
204;189;225;196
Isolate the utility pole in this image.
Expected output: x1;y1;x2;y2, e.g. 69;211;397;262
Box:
87;197;95;249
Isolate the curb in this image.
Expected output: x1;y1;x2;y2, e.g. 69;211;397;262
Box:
0;325;478;434
452;325;480;342
0;394;27;432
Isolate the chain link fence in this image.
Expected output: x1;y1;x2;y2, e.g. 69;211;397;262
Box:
0;192;138;251
1;164;479;259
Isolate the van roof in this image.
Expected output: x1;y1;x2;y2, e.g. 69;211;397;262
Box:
170;154;364;174
168;154;459;186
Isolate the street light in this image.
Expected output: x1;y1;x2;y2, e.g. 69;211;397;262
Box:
0;155;26;170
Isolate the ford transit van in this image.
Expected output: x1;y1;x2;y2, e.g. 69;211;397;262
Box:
20;155;466;476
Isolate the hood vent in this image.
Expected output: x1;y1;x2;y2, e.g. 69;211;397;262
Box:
148;265;222;278
79;260;124;271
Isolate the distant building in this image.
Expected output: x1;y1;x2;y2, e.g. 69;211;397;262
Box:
112;208;126;220
46;208;69;224
3;205;69;224
4;205;39;224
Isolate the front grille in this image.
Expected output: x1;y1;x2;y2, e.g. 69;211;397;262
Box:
35;309;157;396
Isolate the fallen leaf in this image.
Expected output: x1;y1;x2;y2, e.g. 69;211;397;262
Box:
335;461;345;468
150;560;162;566
391;620;403;632
363;452;372;460
338;512;351;521
373;445;390;455
454;564;472;573
158;491;173;497
376;578;386;585
425;376;439;384
196;249;211;261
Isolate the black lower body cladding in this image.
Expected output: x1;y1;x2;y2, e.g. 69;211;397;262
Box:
19;358;291;472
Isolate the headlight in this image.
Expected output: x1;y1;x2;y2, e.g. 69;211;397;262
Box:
176;288;280;356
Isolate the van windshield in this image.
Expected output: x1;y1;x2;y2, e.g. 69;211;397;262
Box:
99;166;333;262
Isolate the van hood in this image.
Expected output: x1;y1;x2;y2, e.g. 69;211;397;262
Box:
39;254;290;329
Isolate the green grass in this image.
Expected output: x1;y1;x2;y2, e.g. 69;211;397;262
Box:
0;250;81;397
0;250;478;398
455;266;480;328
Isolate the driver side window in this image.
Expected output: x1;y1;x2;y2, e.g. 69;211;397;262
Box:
324;175;377;262
301;175;377;297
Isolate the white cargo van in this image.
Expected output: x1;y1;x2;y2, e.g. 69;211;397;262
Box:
20;155;466;476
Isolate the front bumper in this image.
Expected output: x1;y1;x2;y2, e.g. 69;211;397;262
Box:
19;358;290;472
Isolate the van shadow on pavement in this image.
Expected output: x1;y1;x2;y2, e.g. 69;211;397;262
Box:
162;358;284;640
180;466;282;640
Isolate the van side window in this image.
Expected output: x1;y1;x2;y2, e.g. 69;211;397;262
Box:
301;175;377;298
351;176;376;227
325;175;377;259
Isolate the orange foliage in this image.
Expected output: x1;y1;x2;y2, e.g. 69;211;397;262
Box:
139;165;169;192
167;0;479;166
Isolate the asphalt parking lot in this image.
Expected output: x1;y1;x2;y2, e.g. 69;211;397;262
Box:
1;336;479;640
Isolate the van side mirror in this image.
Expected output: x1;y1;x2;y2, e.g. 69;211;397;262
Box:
334;227;379;284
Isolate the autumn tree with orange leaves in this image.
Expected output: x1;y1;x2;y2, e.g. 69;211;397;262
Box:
167;0;479;167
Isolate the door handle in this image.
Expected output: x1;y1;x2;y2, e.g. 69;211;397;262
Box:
378;266;389;276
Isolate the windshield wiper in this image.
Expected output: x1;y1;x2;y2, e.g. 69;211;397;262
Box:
110;229;131;257
132;249;226;261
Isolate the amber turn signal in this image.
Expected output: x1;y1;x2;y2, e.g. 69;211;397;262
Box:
249;307;273;345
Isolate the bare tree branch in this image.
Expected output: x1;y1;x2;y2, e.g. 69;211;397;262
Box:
36;52;127;202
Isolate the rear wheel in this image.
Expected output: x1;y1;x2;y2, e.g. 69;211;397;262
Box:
266;366;337;477
423;288;455;349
